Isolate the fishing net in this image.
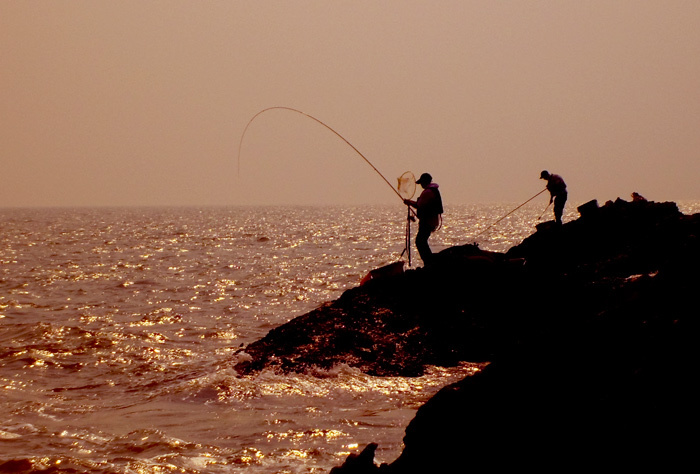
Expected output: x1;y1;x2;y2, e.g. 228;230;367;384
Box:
397;171;416;200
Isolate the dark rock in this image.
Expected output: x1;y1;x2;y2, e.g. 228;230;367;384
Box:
232;196;699;472
0;460;33;473
360;261;405;285
329;443;381;474
577;198;599;217
234;243;518;376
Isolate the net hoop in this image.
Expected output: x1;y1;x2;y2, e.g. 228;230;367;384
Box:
397;171;417;200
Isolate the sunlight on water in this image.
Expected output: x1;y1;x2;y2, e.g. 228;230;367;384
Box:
1;202;696;472
676;200;700;215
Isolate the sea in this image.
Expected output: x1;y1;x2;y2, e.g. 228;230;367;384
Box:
2;201;698;473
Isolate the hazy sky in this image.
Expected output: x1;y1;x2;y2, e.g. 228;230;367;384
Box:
2;1;699;208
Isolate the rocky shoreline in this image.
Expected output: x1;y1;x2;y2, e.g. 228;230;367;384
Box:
234;196;699;472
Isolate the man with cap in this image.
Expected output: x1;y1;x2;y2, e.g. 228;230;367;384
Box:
404;173;443;265
540;170;567;225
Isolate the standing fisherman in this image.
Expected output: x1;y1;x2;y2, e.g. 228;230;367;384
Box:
404;173;443;265
540;170;567;225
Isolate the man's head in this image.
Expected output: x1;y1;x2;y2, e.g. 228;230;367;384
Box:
540;170;550;180
416;173;432;188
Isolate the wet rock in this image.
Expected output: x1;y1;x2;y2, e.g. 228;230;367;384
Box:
0;460;33;473
329;443;381;474
234;243;516;376
233;196;699;472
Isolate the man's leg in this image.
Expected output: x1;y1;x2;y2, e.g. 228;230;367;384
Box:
554;193;567;225
415;225;433;265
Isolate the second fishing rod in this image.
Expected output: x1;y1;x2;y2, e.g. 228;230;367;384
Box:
471;188;548;242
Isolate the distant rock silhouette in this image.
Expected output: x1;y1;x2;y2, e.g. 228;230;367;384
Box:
234;195;699;472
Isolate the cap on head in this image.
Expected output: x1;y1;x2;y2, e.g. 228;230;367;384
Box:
540;170;550;179
416;173;432;185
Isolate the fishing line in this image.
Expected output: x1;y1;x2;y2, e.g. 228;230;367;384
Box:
472;188;547;241
237;106;404;202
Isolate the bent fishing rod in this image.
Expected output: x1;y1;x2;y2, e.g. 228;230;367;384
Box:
237;106;406;203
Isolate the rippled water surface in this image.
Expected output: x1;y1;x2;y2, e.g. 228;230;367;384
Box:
1;202;696;472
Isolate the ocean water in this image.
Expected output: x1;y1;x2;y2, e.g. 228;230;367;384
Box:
1;201;697;473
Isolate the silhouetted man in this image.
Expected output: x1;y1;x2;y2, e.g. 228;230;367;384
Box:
404;173;443;265
540;170;567;225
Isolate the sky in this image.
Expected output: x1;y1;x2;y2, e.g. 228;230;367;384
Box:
2;1;699;208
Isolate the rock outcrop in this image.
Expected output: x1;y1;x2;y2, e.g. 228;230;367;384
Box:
234;196;699;471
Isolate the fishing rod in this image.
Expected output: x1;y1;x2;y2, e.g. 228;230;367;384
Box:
538;201;552;220
238;107;419;267
237;106;405;202
472;188;547;240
